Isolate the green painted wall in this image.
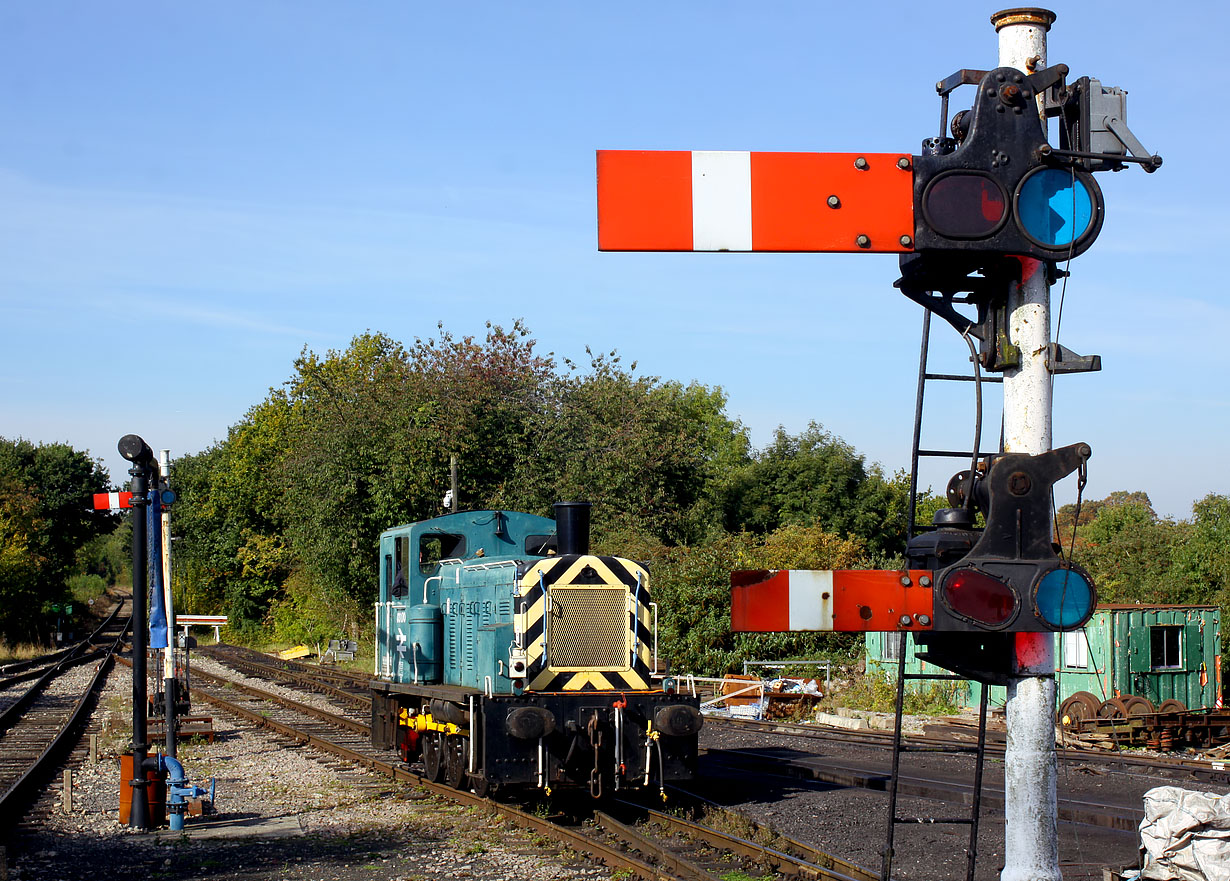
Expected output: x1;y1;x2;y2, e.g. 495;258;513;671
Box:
865;605;1221;712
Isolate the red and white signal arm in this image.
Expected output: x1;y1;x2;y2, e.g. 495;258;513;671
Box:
93;492;134;510
597;150;915;253
731;569;935;632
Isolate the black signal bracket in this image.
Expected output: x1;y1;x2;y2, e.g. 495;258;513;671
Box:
956;441;1090;566
894;253;1021;370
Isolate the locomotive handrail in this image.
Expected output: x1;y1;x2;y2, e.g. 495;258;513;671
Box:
423;575;442;603
463;560;517;572
649;602;659;675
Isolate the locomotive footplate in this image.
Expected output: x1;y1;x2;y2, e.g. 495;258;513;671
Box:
479;691;701;795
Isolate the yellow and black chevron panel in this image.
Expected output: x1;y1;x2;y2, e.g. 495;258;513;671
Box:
517;554;654;692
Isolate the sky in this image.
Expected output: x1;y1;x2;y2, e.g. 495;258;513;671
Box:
1;2;1225;520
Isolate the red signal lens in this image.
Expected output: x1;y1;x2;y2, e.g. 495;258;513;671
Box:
941;568;1018;626
922;172;1009;239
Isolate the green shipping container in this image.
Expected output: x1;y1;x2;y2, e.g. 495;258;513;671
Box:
865;605;1221;713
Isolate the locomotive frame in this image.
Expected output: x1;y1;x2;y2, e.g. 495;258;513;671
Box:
369;502;702;798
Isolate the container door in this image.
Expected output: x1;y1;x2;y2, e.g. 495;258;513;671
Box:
1184;624;1204;672
1127;627;1151;674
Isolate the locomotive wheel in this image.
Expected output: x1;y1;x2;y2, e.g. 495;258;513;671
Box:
422;732;445;783
1158;699;1187;714
1059;691;1101;727
444;734;467;789
1121;695;1156;718
1098;698;1129;720
470;773;495;799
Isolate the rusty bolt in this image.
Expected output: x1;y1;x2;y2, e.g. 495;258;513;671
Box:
916;614;931;626
854;156;869;170
1008;471;1032;496
827;195;841;208
899;575;912;587
898;615;912;628
900;235;913;248
856;234;871;249
919;575;932;588
1001;83;1022;102
896;157;911;170
821;591;830;600
858;605;873;621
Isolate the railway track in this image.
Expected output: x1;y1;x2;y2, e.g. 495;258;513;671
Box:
195;643;371;710
0;605;128;829
704;713;1230;786
185;646;876;880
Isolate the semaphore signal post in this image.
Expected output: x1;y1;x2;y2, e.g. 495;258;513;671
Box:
596;8;1159;880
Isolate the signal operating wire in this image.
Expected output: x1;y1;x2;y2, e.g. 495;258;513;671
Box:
960;330;983;512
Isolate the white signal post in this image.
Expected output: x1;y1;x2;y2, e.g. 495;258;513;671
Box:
159;449;178;759
160;450;175;686
994;8;1061;881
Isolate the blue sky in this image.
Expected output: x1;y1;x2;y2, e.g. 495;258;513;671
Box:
1;2;1224;520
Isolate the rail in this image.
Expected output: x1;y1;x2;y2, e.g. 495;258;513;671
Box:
0;612;129;827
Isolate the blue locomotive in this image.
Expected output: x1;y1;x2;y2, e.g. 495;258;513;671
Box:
370;502;702;797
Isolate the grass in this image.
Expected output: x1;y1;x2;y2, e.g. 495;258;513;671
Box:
0;643;45;664
818;671;963;716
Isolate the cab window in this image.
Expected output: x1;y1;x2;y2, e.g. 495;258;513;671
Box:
420;533;466;574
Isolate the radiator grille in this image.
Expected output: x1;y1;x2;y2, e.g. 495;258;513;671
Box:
548;587;627;669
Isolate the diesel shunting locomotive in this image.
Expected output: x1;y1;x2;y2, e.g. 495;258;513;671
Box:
369;501;702;797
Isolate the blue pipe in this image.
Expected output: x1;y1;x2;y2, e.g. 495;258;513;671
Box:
161;756;188;831
159;755;213;832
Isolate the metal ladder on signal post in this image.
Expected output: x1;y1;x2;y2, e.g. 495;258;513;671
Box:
882;634;990;881
881;307;998;881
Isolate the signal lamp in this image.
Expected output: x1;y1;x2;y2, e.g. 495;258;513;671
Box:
1014;167;1102;252
940;568;1018;628
1032;565;1096;630
921;172;1008;239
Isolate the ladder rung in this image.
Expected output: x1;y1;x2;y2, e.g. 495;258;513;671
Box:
897;745;983;754
924;372;1004;384
903;673;969;681
892;816;975;826
916;449;999;459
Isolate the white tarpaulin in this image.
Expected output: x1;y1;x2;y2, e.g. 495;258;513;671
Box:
1140;786;1230;880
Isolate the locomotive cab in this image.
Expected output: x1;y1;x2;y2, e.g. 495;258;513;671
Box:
370;503;701;798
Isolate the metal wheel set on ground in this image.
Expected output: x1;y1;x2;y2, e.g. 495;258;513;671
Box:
1057;690;1230;750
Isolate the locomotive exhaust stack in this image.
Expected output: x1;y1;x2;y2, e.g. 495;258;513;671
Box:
553;501;591;555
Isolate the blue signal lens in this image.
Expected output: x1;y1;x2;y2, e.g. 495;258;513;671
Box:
1016;168;1096;249
1033;566;1096;630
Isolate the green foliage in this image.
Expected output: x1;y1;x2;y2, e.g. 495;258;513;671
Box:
0;437;114;642
833;672;963;715
720;423;911;557
647;521;869;675
67;573;108;605
76;523;130;586
266;570;363;648
504;348;747;546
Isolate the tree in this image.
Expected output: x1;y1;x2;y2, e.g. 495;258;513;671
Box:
503;349;748;547
720;423;911;558
647;521;871;675
0;438;114;642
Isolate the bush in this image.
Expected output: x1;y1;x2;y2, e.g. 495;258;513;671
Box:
67;573;108;605
265;570;364;648
829;671;965;715
646;521;871;675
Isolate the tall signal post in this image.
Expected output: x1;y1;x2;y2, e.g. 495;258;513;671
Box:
996;12;1060;881
597;7;1160;879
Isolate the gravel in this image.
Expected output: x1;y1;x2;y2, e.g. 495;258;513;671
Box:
7;661;611;881
694;717;1173;881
